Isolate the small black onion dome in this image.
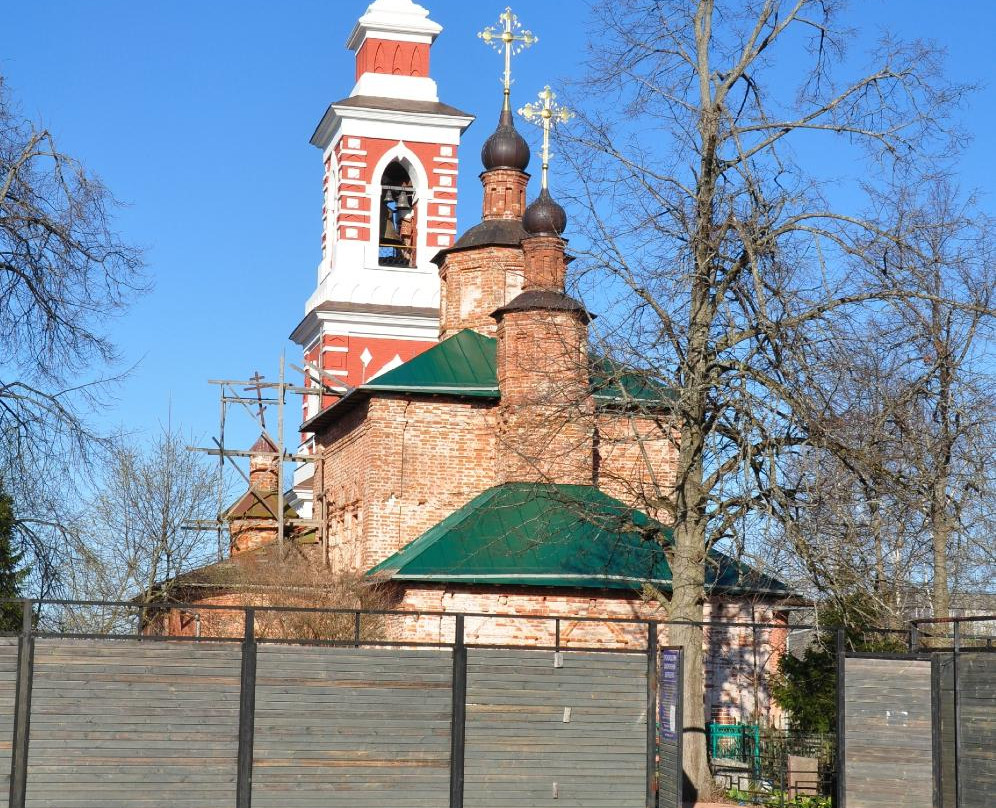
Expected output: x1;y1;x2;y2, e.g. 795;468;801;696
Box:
523;187;568;236
481;106;530;171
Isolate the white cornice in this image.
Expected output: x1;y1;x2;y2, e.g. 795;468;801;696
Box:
346;0;442;51
312;104;474;150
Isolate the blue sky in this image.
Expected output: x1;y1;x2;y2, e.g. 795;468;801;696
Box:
3;1;994;454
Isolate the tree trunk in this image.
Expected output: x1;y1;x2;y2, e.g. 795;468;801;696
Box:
930;309;953;621
671;281;714;800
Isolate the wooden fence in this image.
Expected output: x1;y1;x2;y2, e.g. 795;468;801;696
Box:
841;648;995;808
0;606;676;808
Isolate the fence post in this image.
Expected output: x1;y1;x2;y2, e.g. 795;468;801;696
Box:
952;621;961;808
930;652;943;808
835;628;846;808
236;608;257;808
646;622;658;808
8;599;33;808
450;614;467;808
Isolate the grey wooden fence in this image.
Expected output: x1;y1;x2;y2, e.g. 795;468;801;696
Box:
0;609;670;808
842;655;934;808
26;639;242;808
463;649;648;808
842;649;995;808
934;651;996;808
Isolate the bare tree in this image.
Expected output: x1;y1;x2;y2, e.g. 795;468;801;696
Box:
56;425;218;632
884;180;995;617
0;75;145;593
558;0;977;796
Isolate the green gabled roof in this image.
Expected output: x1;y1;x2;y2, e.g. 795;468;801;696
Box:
363;329;499;397
590;357;675;407
361;329;673;407
367;483;788;596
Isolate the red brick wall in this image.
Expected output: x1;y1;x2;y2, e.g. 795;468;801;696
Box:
594;413;679;517
481;168;529;220
318;395;498;572
521;235;567;290
438;246;525;339
495;308;594;485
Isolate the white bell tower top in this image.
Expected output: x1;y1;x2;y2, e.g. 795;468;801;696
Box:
347;0;442;102
298;0;473;340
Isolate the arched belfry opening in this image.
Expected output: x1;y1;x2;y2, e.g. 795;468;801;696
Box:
378;160;418;268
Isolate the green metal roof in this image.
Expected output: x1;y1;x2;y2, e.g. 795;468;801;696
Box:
367;483;788;595
362;329;499;397
360;329;672;406
589;357;675;406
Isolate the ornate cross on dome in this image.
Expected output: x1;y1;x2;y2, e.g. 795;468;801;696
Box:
478;7;537;110
518;86;573;189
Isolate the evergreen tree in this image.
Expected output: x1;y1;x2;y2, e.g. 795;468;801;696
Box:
0;481;27;631
770;597;907;732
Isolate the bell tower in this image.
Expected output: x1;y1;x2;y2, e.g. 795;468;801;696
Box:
290;0;474;515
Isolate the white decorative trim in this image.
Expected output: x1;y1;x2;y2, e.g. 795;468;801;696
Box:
433;156;458;163
346;0;442;51
433;168;458;175
350;72;439;103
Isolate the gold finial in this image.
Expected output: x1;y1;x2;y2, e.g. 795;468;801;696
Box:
518;86;573;189
478;7;538;109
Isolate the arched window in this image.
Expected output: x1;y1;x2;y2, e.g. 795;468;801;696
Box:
378;161;417;268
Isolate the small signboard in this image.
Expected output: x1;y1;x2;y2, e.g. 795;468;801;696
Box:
658;648;683;808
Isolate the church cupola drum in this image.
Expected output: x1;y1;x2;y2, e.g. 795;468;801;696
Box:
289;0;474;517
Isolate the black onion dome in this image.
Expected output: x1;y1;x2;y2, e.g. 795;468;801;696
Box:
481;106;530;171
523;187;567;236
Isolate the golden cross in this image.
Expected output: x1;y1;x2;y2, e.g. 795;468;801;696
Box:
478;7;537;109
518;86;573;189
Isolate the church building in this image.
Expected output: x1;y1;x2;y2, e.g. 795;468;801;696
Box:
168;0;793;725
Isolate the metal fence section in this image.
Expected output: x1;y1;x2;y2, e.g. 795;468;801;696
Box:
0;599;707;808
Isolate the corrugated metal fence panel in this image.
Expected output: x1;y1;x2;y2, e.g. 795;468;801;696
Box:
25;638;241;808
252;645;452;808
0;638;19;807
955;652;996;808
464;649;647;808
843;656;932;808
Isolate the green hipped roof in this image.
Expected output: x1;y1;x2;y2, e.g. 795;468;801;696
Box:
367;483;789;596
362;329;670;405
363;328;498;397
